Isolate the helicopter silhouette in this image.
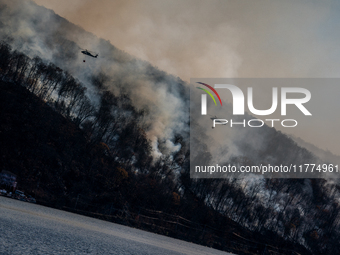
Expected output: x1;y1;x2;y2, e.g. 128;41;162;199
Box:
81;49;98;58
81;49;98;62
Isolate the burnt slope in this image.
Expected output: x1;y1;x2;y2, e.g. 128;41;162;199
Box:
0;80;313;255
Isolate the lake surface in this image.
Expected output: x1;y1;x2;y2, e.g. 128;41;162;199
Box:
0;196;232;255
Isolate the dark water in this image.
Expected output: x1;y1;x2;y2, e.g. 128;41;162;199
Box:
0;197;231;255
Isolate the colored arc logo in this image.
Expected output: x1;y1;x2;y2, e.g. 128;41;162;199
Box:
196;82;222;106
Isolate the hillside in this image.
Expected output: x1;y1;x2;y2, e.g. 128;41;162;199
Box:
0;0;340;254
0;80;313;255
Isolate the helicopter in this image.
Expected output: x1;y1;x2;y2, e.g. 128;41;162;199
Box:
81;49;98;62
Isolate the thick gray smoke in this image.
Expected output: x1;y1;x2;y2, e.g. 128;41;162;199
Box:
0;0;337;170
0;0;190;158
30;0;340;157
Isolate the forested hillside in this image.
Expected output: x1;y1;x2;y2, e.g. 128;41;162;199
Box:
0;41;310;255
1;0;340;254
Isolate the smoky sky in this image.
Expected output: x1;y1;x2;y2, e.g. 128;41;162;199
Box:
30;0;340;155
33;0;340;80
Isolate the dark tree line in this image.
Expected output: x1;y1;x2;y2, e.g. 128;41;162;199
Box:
0;42;94;125
0;41;187;218
0;41;157;171
181;172;340;254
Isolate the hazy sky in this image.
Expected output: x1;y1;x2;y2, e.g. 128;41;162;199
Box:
32;0;340;81
32;0;340;155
